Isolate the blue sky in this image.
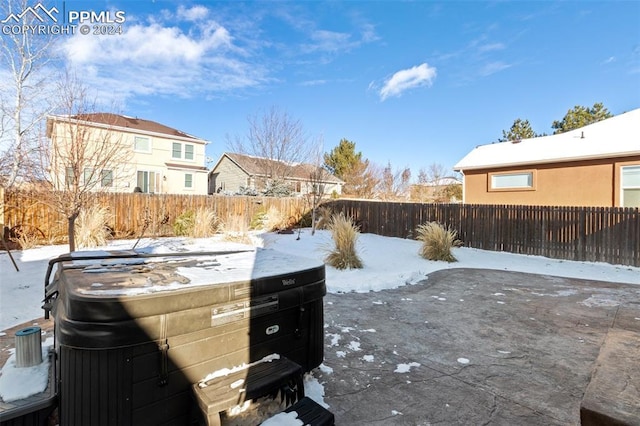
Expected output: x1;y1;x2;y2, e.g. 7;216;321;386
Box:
41;1;640;176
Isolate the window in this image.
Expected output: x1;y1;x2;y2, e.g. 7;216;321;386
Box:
83;168;97;186
101;170;113;187
65;167;76;186
490;172;534;190
172;142;195;160
621;165;640;208
134;136;150;152
184;173;193;189
172;142;181;159
184;144;194;160
137;171;159;193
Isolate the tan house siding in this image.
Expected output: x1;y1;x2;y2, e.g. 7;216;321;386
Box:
462;155;640;207
209;155;250;193
209;152;343;196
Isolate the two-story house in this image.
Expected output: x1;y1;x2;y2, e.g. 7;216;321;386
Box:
46;113;209;195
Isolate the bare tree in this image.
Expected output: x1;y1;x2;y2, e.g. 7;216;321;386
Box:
0;0;58;188
412;163;459;202
378;161;411;200
342;159;380;199
304;138;330;236
228;106;312;190
37;74;131;251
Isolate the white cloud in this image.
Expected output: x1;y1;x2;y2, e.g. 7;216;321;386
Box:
478;42;505;53
58;16;266;101
379;63;437;101
478;61;512;77
177;5;209;22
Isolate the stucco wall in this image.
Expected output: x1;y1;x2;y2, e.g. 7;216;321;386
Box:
463;156;640;207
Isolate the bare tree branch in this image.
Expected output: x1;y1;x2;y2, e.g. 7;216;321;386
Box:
0;0;59;188
228;106;312;189
36;73;131;251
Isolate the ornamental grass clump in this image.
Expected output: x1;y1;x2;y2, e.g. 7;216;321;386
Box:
76;205;113;249
324;213;363;270
416;221;461;262
191;208;223;238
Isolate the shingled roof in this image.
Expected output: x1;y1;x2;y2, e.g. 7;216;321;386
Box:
222;152;343;183
49;113;207;143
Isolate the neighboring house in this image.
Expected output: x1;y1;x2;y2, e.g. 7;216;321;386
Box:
209;152;343;196
454;108;640;207
409;177;462;203
47;113;209;195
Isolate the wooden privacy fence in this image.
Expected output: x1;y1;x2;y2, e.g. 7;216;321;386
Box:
3;190;639;267
2;191;308;240
325;200;640;267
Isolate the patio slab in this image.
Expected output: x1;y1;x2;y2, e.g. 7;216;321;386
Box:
318;268;640;425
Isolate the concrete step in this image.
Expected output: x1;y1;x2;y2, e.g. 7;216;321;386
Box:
580;329;640;426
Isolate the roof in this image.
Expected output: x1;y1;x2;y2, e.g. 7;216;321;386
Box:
48;113;207;144
454;108;640;171
214;152;344;184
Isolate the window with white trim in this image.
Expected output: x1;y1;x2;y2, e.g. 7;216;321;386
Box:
621;165;640;208
101;170;113;187
137;170;160;193
65;167;76;186
172;142;181;159
184;173;193;189
83;168;97;186
490;172;533;190
134;136;151;153
184;144;194;160
172;142;195;160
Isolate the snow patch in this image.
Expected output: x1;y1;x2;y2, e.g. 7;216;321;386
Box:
394;362;420;373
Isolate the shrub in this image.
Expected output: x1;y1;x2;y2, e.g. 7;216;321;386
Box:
173;210;195;236
76;205;113;249
250;206;290;232
324;213;363;270
173;208;221;237
416;221;461;262
262;180;293;197
191;208;223;238
314;206;332;230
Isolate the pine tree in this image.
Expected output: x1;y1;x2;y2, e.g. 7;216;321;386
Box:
323;139;362;180
499;118;537;142
551;103;612;134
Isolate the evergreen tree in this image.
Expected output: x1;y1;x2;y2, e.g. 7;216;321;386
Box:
323;139;362;180
499;118;537;142
551;103;612;134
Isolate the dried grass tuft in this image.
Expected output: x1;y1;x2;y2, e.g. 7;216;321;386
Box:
76;205;113;249
315;206;333;230
324;213;363;270
191;208;223;238
252;206;290;232
416;221;461;262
